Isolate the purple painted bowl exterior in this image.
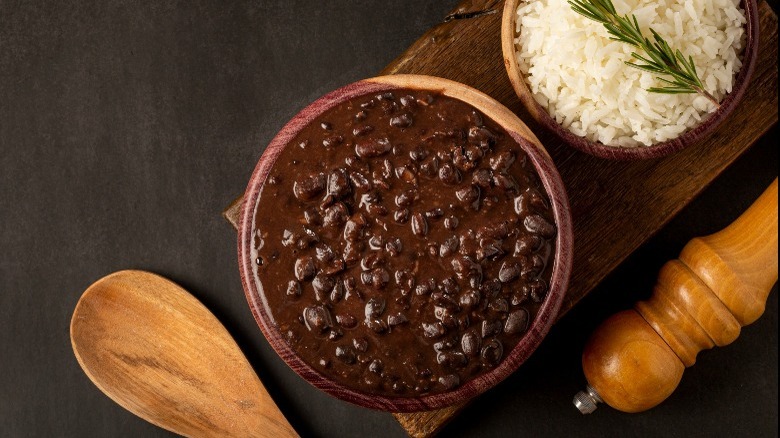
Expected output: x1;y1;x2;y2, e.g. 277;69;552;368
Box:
502;0;760;160
238;75;573;412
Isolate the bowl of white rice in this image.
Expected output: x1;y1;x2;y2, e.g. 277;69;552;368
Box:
501;0;759;159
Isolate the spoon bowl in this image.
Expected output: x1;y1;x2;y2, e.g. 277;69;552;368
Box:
70;270;297;438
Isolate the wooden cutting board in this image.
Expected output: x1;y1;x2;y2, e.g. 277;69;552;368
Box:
223;1;778;436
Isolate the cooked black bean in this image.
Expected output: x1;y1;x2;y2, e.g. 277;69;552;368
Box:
489;151;515;172
476;239;504;261
443;216;459;231
489;298;509;313
343;217;365;241
411;212;428;237
438;374;460;390
510;290;529;306
385;237;403;257
335;345;356;364
353;337;369;352
322;203;348;228
355;138;391;158
293;173;326;201
326;168;351;199
409;146;428;161
492;173;518;192
312;274;336;301
395;190;414;207
329;282;344;303
514;233;542;256
304;208;322;226
461;330;481;356
387;313;408;327
399;95;416;107
294;256;316;281
368;359;384;374
368;234;384;251
422;321;446;338
366;318;389;333
393;208;410;223
439;235;460;257
419;156;439;178
524;214;557;238
529;279;548;302
353;125;374;136
481;319;502;338
285;280;301;297
425;207;444;220
328;329;343;341
322;135;344;149
480;278;502;299
477;221;510;240
364;297;386;320
437;351;467;369
458;290;481;309
342;241;362;266
451;255;481;279
452;146;478;172
468;126;496;147
390;113;413;128
394;269;414;290
303;305;332;333
316;244;336;263
438;277;460;295
438;162;461;185
471;168;492;189
498;261;521;283
504;309;529;335
455;185;481;209
336;313;357;329
368;268;390;289
481;339;504;366
360;252;384;271
349;171;371;191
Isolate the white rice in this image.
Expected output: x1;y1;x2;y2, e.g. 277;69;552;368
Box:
514;0;746;146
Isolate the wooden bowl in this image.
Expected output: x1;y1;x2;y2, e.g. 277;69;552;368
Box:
238;74;573;412
501;0;760;160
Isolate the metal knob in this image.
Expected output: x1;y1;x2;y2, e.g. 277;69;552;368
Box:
573;384;602;414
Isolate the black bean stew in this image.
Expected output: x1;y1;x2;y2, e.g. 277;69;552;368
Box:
252;90;556;397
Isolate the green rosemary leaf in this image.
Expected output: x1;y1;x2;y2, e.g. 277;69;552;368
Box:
648;87;698;94
569;0;717;105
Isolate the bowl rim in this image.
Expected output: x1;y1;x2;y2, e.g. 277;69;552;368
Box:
501;0;760;160
238;74;574;412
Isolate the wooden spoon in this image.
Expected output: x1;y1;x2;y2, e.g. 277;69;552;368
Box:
70;270;298;437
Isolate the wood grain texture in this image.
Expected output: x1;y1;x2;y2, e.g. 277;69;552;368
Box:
224;1;777;435
582;309;685;413
585;179;777;412
71;270;298;438
637;179;778;364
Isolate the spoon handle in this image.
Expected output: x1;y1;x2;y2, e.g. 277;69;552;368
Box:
575;178;778;413
71;270;298;437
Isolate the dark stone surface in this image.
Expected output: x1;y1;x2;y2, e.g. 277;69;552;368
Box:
0;1;776;437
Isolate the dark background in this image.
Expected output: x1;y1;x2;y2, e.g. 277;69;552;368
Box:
1;1;776;436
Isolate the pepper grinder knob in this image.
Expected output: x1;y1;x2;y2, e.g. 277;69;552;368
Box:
573;384;602;414
575;178;778;414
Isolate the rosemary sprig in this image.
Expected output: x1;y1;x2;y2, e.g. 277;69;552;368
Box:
568;0;719;107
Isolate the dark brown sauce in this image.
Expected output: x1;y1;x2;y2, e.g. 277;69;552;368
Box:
253;90;556;396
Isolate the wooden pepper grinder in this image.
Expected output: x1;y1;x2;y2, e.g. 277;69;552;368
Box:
574;178;778;414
